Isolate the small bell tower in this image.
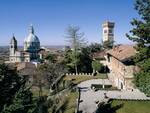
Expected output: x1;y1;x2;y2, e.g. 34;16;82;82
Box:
10;34;17;55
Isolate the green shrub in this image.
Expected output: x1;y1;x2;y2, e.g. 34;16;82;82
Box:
92;60;104;72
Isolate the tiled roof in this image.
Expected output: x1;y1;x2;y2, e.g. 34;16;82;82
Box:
107;45;136;61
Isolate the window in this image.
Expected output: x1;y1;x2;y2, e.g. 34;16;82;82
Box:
104;30;107;33
107;55;111;62
109;29;113;33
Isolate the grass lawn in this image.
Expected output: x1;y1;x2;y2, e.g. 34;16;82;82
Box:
63;92;78;113
112;100;150;113
64;73;107;84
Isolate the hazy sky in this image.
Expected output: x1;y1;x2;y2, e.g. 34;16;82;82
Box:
0;0;139;46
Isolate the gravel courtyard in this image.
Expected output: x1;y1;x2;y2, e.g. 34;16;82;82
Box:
77;79;150;113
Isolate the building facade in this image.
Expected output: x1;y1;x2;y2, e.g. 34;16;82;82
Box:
9;25;40;63
104;45;139;90
102;21;115;43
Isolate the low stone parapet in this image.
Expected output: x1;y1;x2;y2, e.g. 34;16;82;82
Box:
65;73;93;76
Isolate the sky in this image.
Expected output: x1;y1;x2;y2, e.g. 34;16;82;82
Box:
0;0;139;46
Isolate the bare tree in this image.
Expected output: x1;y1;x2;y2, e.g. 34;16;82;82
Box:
65;25;86;74
36;63;67;92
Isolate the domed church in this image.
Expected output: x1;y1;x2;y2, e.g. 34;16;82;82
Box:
9;25;41;63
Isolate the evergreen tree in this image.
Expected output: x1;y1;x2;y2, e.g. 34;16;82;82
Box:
0;64;22;112
79;47;93;73
0;63;38;113
92;60;104;73
126;0;150;96
1;85;36;113
63;47;93;73
87;43;102;53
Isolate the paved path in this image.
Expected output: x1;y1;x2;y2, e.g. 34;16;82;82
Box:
77;79;150;113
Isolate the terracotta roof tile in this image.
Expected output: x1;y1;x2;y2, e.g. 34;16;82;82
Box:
107;45;136;61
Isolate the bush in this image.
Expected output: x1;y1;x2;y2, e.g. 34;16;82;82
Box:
92;60;104;73
104;85;112;89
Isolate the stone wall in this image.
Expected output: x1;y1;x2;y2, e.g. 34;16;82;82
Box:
105;55;136;90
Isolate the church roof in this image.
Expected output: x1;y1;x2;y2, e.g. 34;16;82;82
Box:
24;25;40;43
25;34;40;42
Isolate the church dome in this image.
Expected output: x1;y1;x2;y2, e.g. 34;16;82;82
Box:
24;25;40;53
24;25;40;43
25;33;40;43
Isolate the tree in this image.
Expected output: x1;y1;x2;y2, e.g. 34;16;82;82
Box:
0;63;38;113
65;25;86;74
62;48;74;72
0;63;22;112
92;60;104;73
102;40;114;49
44;53;57;63
78;47;93;73
126;0;150;96
87;43;102;53
1;85;36;113
37;63;67;93
63;47;93;73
